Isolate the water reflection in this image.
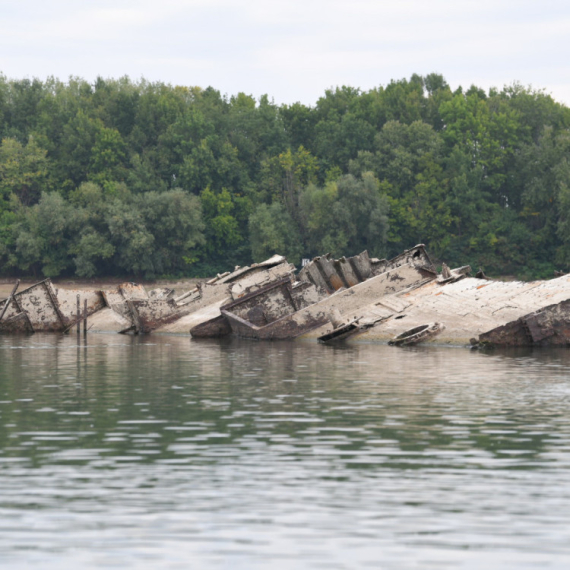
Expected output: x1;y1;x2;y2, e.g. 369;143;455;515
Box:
1;334;570;568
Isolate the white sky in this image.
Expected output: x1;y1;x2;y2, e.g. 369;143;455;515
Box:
1;0;569;106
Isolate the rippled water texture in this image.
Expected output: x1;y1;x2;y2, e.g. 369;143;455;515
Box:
1;334;570;568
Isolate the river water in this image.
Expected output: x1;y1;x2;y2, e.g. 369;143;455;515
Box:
0;334;569;569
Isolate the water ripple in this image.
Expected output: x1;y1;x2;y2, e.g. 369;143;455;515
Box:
0;335;570;568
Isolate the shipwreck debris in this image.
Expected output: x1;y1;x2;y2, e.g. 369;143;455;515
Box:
0;279;66;333
318;320;361;343
388;323;444;346
4;244;570;348
297;246;435;294
475;299;570;347
0;280;20;325
318;308;389;344
200;248;435;341
0;255;296;336
317;317;386;344
437;265;471;284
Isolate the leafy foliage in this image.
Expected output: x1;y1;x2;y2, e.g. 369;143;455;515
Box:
0;74;569;279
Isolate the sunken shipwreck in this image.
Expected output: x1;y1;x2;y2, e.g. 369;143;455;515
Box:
2;245;570;348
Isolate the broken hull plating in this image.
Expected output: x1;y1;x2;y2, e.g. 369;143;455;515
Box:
4;245;570;348
0;256;293;336
192;247;437;342
321;275;570;346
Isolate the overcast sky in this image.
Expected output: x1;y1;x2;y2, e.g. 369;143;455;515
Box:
1;0;569;106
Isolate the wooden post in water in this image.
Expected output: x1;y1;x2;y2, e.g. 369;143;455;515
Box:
83;299;87;335
76;294;80;335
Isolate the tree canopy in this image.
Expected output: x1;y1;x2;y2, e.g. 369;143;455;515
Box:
1;73;569;279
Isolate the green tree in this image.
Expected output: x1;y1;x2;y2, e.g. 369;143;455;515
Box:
299;172;390;258
257;146;319;214
106;189;205;277
57;109;103;190
88;127;127;189
68;182;115;277
11;192;77;277
349;121;447;256
0;137;50;206
249;202;304;265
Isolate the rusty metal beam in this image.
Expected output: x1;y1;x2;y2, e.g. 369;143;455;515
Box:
0;280;20;323
41;280;66;328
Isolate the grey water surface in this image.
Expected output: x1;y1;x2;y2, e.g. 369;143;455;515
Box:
0;333;569;569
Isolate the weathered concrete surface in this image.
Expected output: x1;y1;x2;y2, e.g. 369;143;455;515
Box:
190;314;232;338
129;298;190;334
298;250;373;293
326;274;570;345
228;262;296;299
297;245;434;294
293;264;434;341
190;246;437;340
216;254;287;284
55;288;106;322
369;245;436;277
101;283;147;322
291;280;323;309
0;276;197;334
172;254;288;303
0;280;105;333
148;287;175;300
226;277;302;324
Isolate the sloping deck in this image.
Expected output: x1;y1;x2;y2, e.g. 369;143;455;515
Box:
302;275;570;345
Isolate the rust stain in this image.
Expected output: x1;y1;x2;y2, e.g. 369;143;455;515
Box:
328;275;345;291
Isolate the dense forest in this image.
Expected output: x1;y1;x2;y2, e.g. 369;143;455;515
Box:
1;72;569;280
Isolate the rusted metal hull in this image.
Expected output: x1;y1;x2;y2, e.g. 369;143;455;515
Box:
5;247;570;348
478;300;570;347
214;276;330;340
129;299;193;334
0;311;33;334
0;280;66;332
0;256;298;336
192;249;435;341
318;321;361;343
190;314;232;338
297;245;435;294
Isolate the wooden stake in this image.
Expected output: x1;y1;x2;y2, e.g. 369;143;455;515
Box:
84;299;87;335
76;294;80;334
